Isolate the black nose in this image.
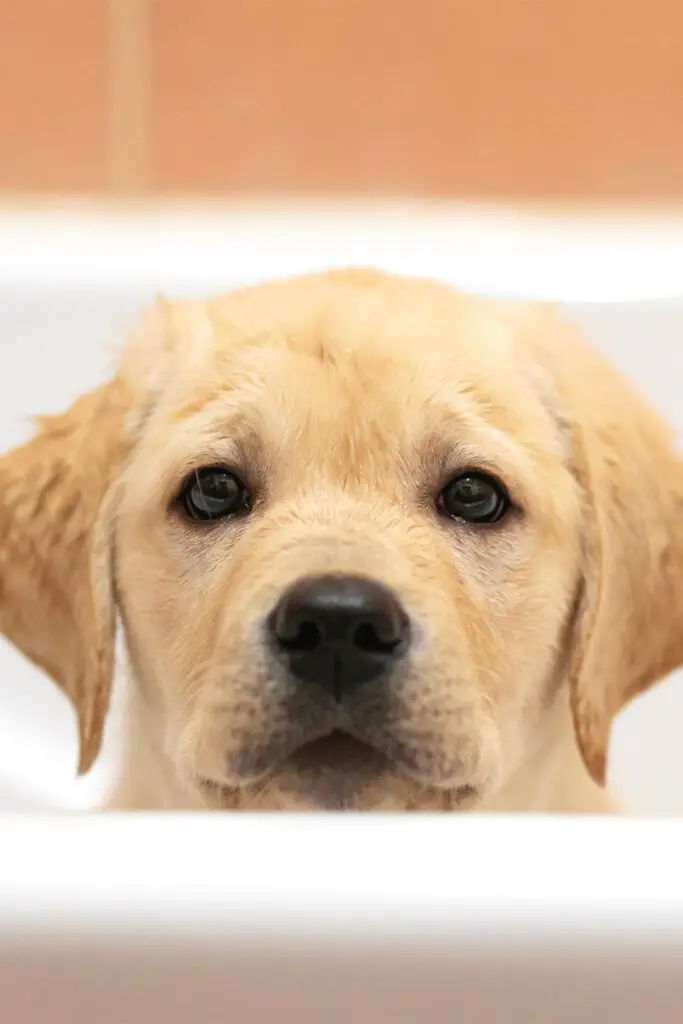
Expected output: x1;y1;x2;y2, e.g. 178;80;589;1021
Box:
269;574;409;698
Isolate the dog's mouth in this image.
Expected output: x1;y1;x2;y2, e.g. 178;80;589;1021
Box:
198;730;388;792
197;728;478;809
286;730;390;773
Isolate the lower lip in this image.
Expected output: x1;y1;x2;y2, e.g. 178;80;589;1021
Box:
287;732;389;771
200;733;479;803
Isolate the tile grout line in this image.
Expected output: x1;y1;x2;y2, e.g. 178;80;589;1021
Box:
107;0;152;195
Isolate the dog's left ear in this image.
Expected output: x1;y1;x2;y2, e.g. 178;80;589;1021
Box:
0;379;129;774
531;315;683;785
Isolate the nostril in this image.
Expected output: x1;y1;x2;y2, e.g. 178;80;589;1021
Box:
352;621;400;654
278;619;322;653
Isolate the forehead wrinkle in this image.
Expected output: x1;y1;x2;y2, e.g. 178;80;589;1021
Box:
429;350;567;459
127;387;274;510
432;393;562;464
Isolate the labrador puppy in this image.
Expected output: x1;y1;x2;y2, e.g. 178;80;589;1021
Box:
2;270;683;812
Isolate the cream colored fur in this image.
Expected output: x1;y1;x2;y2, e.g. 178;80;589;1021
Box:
2;271;683;813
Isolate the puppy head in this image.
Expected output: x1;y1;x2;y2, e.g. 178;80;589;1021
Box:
2;271;682;810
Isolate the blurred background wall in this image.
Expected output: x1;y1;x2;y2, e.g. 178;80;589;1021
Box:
1;0;682;202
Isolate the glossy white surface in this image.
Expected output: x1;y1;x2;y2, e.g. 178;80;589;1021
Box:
0;206;682;814
1;816;683;1023
2;203;683;301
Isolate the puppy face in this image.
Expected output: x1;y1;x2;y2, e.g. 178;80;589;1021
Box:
116;279;579;809
2;271;683;811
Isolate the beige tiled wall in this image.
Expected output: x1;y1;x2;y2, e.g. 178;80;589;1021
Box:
0;0;109;192
1;0;682;200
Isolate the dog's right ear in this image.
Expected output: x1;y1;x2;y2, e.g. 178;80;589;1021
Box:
0;297;208;774
0;378;129;774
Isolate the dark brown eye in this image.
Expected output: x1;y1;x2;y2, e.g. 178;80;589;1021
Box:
438;472;510;524
180;467;251;522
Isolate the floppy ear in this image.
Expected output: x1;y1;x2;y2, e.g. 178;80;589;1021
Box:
0;379;129;774
537;319;683;785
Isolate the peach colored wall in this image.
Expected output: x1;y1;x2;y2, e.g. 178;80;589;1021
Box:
1;0;682;200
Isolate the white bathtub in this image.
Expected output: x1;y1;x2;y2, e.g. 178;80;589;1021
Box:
1;815;682;1024
1;205;683;1022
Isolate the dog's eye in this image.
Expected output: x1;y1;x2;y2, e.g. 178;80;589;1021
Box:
438;471;510;524
180;467;251;522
